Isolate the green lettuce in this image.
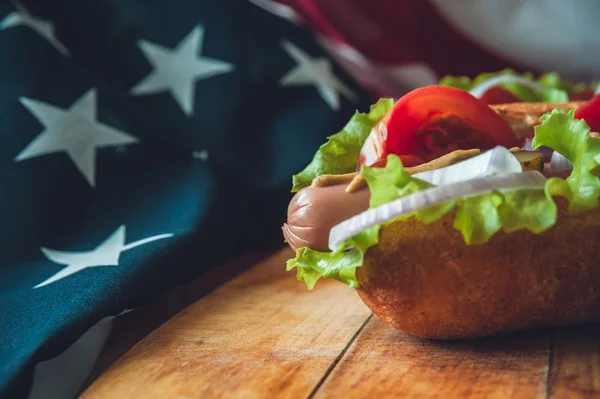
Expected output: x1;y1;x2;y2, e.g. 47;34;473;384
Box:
537;72;599;97
455;188;556;245
361;156;457;223
532;108;600;211
537;72;578;92
287;108;600;290
439;69;579;103
286;247;364;290
291;98;394;192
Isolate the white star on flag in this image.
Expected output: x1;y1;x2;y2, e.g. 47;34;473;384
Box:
131;24;235;116
0;0;68;55
15;89;139;188
34;225;174;289
279;39;357;111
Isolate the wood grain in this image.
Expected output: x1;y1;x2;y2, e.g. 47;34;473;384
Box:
83;246;278;388
314;317;550;399
547;323;600;398
82;247;600;398
82;248;371;399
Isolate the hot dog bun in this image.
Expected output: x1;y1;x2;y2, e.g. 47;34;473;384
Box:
355;198;600;340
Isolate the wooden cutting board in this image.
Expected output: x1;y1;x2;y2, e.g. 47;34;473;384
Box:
82;248;600;398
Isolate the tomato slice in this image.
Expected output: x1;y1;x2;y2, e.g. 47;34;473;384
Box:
574;93;600;132
358;86;521;168
480;86;521;105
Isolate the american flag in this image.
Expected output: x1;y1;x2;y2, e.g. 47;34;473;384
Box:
0;0;597;397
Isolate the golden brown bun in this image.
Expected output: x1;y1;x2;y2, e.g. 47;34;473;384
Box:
490;101;585;139
355;198;600;340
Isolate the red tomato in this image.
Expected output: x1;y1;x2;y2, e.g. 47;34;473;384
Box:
575;93;600;132
397;155;424;167
480;86;521;105
358;86;521;168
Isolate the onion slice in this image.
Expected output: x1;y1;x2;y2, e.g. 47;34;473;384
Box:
413;146;522;185
595;83;600;96
328;171;547;251
550;151;573;172
469;75;545;99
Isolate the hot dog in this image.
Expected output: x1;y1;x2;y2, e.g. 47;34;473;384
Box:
285;159;572;253
284;71;600;339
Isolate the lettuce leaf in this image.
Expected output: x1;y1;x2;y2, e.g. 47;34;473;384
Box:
536;72;596;96
361;156;457;223
286;247;363;290
472;69;535;86
287;104;600;290
453;192;503;244
360;155;433;207
498;188;557;234
537;72;577;91
291;98;394;192
532;108;600;211
439;69;572;102
439;75;471;91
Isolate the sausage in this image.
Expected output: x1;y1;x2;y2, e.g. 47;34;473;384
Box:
284;164;571;252
282;184;370;252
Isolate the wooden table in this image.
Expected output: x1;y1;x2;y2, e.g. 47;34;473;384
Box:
82;248;600;398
